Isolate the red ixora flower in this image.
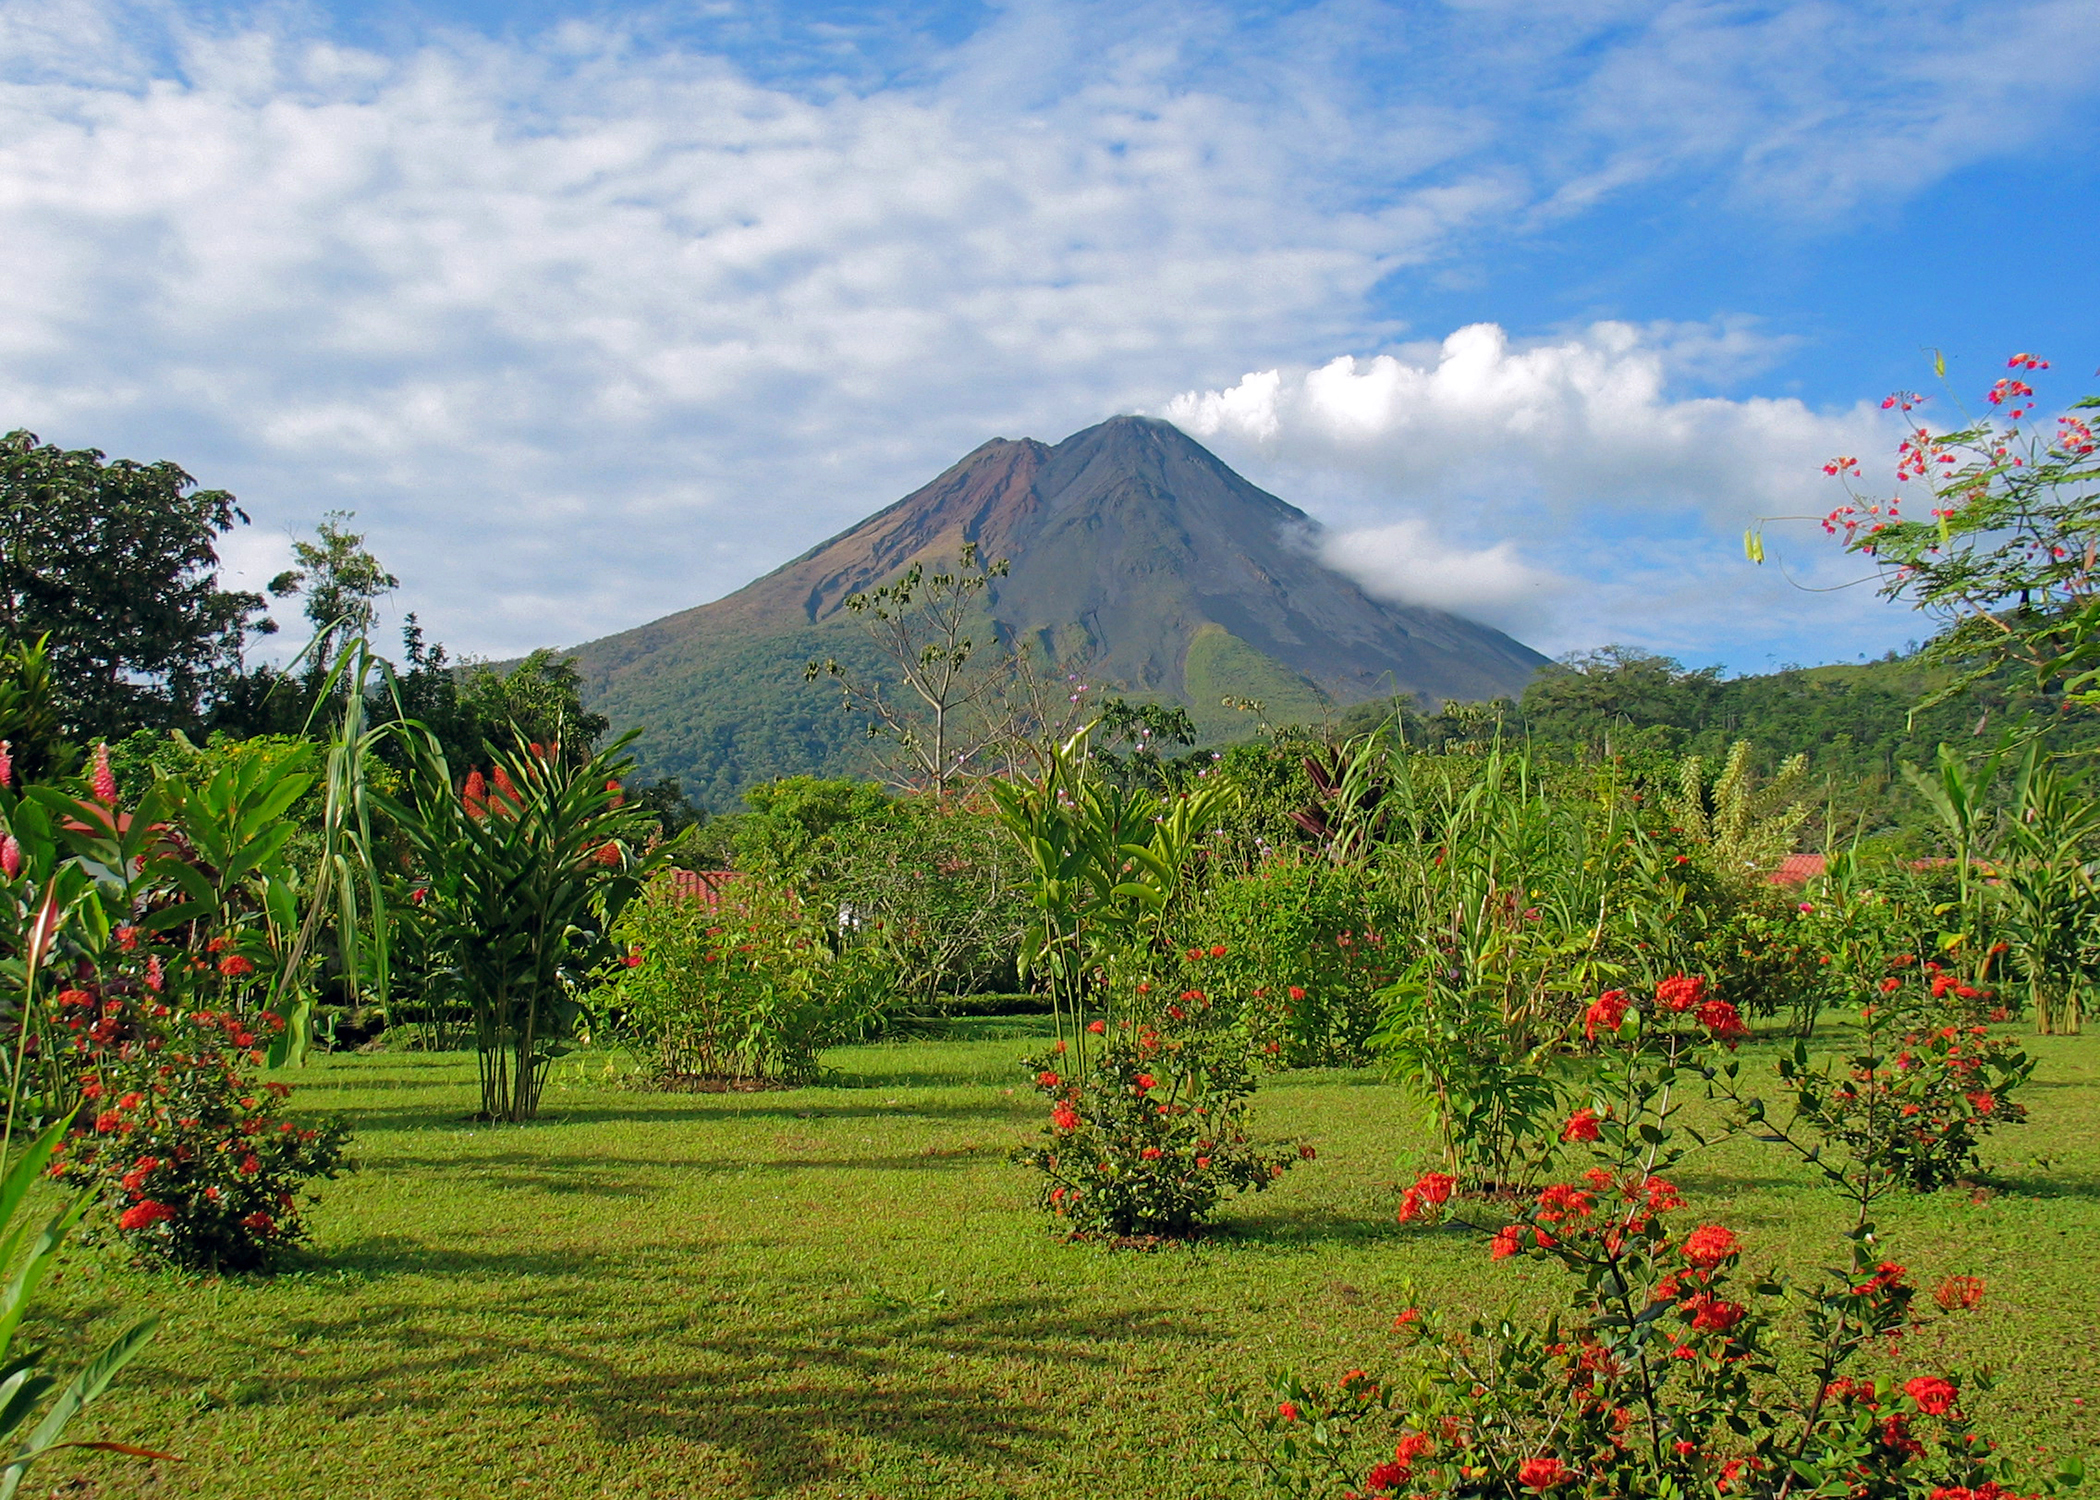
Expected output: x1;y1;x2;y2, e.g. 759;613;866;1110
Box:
1584;991;1629;1042
1561;1107;1601;1142
1656;974;1706;1013
1209;944;1227;958
118;1200;175;1231
1905;1375;1959;1416
1516;1455;1572;1490
1680;1224;1739;1267
1287;986;1307;1001
1490;1225;1525;1260
1276;1402;1300;1423
1050;1103;1080;1132
1364;1460;1410;1492
1086;1020;1105;1034
1696;998;1748;1043
218;953;254;978
1934;1275;1985;1312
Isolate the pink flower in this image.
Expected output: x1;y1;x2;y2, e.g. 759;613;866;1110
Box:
90;744;117;806
0;834;18;881
0;739;11;789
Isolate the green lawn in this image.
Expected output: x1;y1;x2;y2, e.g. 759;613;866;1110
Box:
35;1023;2100;1499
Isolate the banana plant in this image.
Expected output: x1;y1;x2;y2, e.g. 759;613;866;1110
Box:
2000;746;2100;1034
989;729;1232;1067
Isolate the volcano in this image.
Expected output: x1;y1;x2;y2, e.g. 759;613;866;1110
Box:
563;415;1547;805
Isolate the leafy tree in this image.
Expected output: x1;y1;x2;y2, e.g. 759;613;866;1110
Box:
805;545;1017;795
733;775;893;883
1799;356;2100;709
458;650;609;766
1520;647;1720;749
0;429;268;735
268;511;399;676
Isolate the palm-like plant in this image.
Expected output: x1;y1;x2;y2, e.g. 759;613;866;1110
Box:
378;727;672;1121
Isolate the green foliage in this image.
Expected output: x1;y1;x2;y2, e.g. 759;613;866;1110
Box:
55;1000;351;1272
268;511;399;677
1812;366;2100;709
1175;865;1401;1067
988;730;1230;1063
0;636;73;784
0;1115;163;1498
1182;624;1330;743
0;429;267;737
600;874;889;1083
457;650;610;768
1665;739;1810;884
1016;1013;1304;1238
1235;988;2071;1500
378;731;673;1121
733;776;894;883
826;796;1031;1000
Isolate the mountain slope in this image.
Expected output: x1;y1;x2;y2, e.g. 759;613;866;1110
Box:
565;415;1548;805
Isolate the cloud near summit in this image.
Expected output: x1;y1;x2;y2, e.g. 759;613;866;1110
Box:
1162;322;1894;656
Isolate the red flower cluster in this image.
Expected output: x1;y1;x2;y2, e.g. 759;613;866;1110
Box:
1583;990;1628;1041
1655;973;1705;1012
1395;1170;1456;1223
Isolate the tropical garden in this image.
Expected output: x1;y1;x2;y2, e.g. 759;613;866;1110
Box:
0;362;2091;1499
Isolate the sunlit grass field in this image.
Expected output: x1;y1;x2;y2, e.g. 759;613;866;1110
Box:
33;1021;2100;1499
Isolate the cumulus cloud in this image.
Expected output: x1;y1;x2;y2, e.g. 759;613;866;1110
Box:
0;0;2088;665
1164;321;1902;659
1310;516;1569;637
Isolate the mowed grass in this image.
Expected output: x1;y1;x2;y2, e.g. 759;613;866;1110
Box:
31;1022;2100;1500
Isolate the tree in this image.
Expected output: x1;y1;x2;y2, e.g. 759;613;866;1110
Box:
805;545;1017;796
1519;647;1721;748
269;511;399;676
458;650;609;766
0;429;268;736
1787;354;2100;710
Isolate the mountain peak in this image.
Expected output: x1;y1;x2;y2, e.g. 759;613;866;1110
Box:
563;417;1547;802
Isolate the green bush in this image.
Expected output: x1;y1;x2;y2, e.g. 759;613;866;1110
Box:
600;873;891;1084
1176;861;1403;1067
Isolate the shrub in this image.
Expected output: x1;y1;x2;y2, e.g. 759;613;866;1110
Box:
1775;963;2033;1194
52;993;350;1272
1176;864;1401;1067
1227;976;2074;1500
601;873;889;1084
1016;1008;1306;1239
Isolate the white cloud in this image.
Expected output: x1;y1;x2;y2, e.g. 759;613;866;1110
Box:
1163;321;1905;659
0;0;2089;668
1311;516;1569;636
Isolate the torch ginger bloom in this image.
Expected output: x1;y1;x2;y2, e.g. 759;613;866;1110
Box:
90;743;118;805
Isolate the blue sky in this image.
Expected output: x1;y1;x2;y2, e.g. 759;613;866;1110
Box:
2;0;2096;675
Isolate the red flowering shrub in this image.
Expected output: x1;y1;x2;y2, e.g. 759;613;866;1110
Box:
1228;977;2075;1500
1017;1009;1305;1238
50;991;350;1272
1778;966;2033;1194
